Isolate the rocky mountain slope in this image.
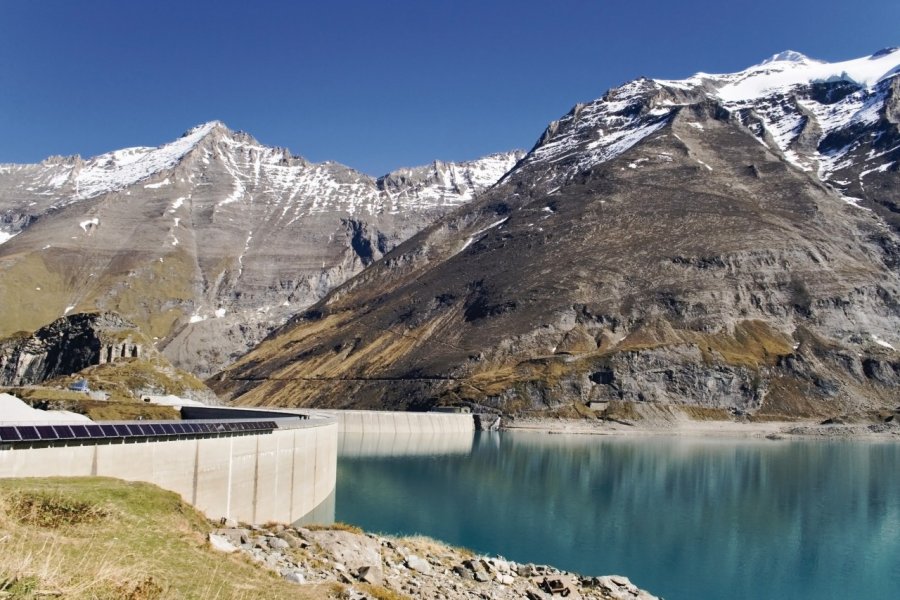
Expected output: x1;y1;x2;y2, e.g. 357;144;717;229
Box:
0;123;522;376
0;311;212;402
212;48;900;419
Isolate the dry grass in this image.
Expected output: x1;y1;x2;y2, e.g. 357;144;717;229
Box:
750;376;829;420
0;478;340;600
680;406;732;421
357;583;411;600
694;320;794;370
305;522;364;535
51;357;209;401
5;491;110;529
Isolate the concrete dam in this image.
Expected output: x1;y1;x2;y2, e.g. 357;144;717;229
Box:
0;407;473;525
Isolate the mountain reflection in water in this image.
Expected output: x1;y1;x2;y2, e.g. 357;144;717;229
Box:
336;431;900;600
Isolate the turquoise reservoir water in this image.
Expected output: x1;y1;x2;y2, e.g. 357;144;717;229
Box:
335;431;900;600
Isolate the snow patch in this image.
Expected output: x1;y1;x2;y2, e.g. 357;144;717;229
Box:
68;122;219;201
214;308;226;319
79;217;99;231
839;195;871;210
143;178;171;189
64;305;75;314
0;231;17;245
873;335;896;350
460;217;509;252
189;315;206;324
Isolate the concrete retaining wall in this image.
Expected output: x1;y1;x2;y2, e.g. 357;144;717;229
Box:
338;430;474;457
0;419;337;526
326;410;474;434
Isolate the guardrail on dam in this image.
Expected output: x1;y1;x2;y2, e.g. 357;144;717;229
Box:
0;410;337;526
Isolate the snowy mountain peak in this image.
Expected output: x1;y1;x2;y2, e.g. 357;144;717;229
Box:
759;50;817;66
713;48;900;102
182;120;227;138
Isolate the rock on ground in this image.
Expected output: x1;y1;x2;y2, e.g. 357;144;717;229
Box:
209;522;658;600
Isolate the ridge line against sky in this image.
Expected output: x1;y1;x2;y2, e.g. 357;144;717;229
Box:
1;0;898;175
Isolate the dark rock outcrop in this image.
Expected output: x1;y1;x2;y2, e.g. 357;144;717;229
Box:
0;312;147;386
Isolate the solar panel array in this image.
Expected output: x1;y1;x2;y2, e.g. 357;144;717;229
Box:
0;420;278;445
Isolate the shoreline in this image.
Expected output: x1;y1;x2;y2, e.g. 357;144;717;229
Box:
499;416;900;440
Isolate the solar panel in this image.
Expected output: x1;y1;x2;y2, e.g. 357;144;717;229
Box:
53;425;76;439
85;425;105;437
0;417;292;447
36;426;58;440
0;426;21;442
17;426;40;441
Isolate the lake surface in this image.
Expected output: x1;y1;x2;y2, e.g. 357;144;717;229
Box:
334;431;900;600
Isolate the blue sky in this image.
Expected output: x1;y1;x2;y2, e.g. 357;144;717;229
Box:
1;0;897;175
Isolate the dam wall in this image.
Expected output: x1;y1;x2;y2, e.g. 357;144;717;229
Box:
326;410;475;434
0;416;337;525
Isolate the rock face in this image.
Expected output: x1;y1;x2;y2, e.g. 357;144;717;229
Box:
212;49;900;419
0;312;147;386
0;122;522;376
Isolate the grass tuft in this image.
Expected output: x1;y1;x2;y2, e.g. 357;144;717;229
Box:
5;491;109;529
305;522;364;535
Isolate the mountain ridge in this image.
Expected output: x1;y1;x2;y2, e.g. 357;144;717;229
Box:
211;48;900;419
0;123;522;377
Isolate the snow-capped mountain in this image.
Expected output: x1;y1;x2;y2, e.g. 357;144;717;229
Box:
0;122;522;375
213;49;900;419
526;47;900;224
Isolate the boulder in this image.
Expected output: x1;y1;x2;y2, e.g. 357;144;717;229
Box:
208;533;238;553
304;529;383;581
357;565;383;586
268;537;291;551
276;530;307;549
282;571;305;584
405;554;433;575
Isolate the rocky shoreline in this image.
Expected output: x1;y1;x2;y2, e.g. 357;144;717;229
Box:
499;415;900;440
209;521;658;600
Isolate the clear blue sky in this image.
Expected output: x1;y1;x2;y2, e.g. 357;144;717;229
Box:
1;0;897;175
